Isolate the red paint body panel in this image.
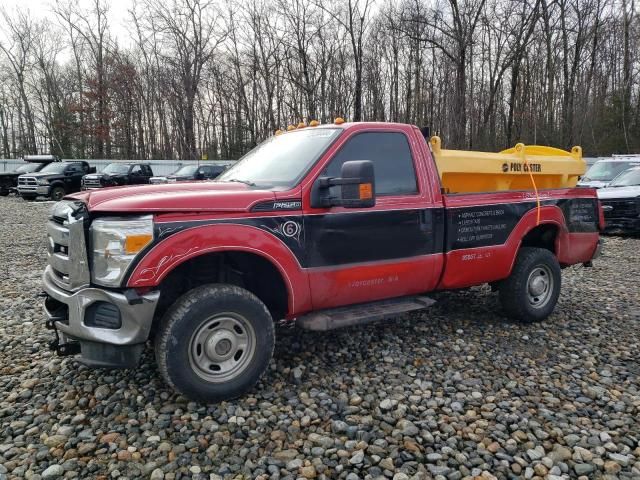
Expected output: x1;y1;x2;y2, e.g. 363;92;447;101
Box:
68;181;275;213
80;122;601;318
307;254;443;310
127;223;311;315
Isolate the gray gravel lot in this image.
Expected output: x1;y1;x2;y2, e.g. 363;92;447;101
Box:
0;195;639;480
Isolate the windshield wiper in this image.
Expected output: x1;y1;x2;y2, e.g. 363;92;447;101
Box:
226;178;257;187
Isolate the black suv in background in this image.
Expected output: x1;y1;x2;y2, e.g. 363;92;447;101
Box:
18;161;94;201
150;164;226;184
597;167;640;234
0;155;60;196
82;162;154;190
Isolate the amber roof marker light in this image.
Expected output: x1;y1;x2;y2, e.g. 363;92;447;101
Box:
334;117;345;125
309;120;320;127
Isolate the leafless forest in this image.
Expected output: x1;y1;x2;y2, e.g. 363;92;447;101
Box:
0;0;638;160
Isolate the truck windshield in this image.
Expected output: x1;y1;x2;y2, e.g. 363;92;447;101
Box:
40;162;71;174
609;168;640;187
173;165;198;176
217;128;341;188
102;163;131;175
14;163;41;173
583;161;640;181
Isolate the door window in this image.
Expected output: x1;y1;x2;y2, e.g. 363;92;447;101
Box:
322;132;418;196
130;165;143;176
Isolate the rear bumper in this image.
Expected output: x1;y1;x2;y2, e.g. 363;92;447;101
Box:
42;266;160;367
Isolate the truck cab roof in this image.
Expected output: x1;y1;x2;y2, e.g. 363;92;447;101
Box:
22;155;60;163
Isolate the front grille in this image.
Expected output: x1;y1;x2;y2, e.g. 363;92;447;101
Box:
18;177;38;190
47;201;90;291
83;177;102;188
602;199;638;218
18;176;37;186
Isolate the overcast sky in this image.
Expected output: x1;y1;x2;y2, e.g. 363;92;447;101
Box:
3;0;135;43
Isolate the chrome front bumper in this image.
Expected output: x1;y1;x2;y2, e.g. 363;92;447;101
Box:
18;185;50;195
43;266;160;346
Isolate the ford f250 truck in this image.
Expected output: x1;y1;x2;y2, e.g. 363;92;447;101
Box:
42;121;602;402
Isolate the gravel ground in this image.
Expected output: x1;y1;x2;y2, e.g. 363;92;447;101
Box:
0;195;639;480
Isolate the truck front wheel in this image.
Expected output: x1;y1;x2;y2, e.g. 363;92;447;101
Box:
154;284;275;403
50;186;66;201
499;247;561;323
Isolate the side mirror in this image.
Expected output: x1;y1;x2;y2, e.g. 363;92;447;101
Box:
311;160;376;209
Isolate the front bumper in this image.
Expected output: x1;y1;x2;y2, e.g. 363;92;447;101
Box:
43;266;160;367
603;217;640;233
18;185;50;196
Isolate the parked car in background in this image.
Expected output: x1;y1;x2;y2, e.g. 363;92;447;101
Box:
82;162;153;190
150;164;226;184
0;155;60;196
18;161;94;201
578;155;640;188
597;166;640;233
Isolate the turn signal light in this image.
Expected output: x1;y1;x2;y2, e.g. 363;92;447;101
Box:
124;234;153;254
359;183;373;200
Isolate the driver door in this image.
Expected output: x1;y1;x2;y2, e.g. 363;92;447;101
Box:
303;130;440;310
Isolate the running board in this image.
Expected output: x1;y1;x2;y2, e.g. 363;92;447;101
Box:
296;296;436;331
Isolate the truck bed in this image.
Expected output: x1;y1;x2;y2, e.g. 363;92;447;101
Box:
437;187;601;289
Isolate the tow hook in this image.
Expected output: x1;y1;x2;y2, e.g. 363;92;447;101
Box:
46;319;80;356
48;337;81;356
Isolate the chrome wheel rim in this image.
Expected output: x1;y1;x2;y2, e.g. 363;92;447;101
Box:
526;265;554;309
189;313;256;383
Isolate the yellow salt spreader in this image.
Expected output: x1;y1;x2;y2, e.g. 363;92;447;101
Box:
429;136;586;194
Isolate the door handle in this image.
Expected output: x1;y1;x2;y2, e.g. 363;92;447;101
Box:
419;210;432;233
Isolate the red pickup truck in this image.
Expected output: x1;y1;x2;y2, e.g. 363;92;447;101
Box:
43;122;602;402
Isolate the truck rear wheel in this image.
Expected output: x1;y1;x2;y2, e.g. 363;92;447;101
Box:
154;284;275;403
499;247;561;323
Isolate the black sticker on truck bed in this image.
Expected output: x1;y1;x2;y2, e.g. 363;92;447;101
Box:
446;198;599;251
447;203;529;250
558;198;599;233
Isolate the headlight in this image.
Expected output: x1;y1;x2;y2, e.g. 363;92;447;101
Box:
90;216;154;287
37;178;49;185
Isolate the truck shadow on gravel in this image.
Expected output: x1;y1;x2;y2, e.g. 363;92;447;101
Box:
272;286;558;373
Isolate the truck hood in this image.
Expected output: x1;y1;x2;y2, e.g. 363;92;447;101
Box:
67;181;276;213
21;172;55;179
597;185;640;200
166;175;193;180
577;180;609;189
